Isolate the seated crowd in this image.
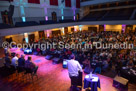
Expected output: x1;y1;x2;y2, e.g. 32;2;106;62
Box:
33;30;136;74
4;52;38;75
5;30;136;75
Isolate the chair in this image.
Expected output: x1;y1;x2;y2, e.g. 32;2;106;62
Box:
94;67;101;74
23;67;38;82
70;86;81;91
0;57;5;67
4;63;11;76
9;65;17;80
16;66;25;81
10;65;16;72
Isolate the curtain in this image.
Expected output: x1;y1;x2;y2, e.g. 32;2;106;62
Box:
0;0;13;1
76;0;80;8
50;0;58;6
65;0;71;7
28;0;40;4
35;0;40;4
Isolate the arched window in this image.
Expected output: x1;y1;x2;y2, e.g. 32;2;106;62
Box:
52;12;57;21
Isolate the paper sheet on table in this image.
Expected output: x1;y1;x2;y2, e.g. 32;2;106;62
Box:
85;75;98;82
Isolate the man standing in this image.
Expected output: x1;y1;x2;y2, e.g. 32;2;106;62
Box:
67;54;82;88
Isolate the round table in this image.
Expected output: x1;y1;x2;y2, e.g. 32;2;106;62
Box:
84;74;100;91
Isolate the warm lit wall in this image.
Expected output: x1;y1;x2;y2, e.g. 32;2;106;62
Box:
45;30;52;37
5;31;40;43
105;25;122;32
74;26;79;32
31;31;39;41
68;27;72;33
133;25;136;31
81;25;99;31
5;34;24;43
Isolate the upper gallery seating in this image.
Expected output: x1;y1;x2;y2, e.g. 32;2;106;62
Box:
101;8;134;21
15;21;39;27
83;8;135;21
83;11;107;21
40;20;58;25
83;0;136;9
134;13;136;20
59;19;75;23
0;23;13;29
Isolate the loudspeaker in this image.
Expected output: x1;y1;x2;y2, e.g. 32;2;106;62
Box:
113;76;128;89
8;5;14;17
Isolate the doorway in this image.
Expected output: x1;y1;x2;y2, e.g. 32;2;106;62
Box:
76;13;80;20
52;12;57;21
28;34;35;44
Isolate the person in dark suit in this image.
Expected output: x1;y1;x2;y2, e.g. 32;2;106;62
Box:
25;56;38;74
115;59;122;76
18;54;25;67
4;53;11;68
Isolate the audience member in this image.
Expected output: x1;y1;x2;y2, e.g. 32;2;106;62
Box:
11;54;19;68
4;53;11;67
5;30;136;75
25;56;38;74
18;54;25;67
127;60;134;68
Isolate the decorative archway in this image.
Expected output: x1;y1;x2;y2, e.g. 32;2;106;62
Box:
52;12;57;21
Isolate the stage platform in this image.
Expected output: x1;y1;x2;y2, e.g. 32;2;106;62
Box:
0;48;136;91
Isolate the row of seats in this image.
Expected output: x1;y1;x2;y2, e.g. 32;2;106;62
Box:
40;20;58;25
10;19;75;27
83;0;136;10
83;8;136;21
1;8;135;29
0;19;75;29
0;23;13;29
2;64;38;82
15;21;39;27
134;13;136;20
59;19;75;23
83;11;107;21
101;8;134;21
40;19;75;25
